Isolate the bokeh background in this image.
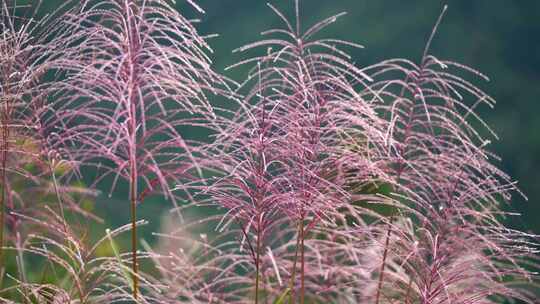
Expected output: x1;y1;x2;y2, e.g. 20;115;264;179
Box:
32;0;539;249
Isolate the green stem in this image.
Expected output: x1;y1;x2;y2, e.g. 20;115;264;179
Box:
299;218;305;304
130;172;138;300
131;186;139;300
288;221;302;304
48;162;68;231
375;218;394;304
49;162;85;302
255;217;262;304
0;116;8;271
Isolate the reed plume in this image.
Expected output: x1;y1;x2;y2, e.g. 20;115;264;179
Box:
212;1;390;302
48;0;229;298
0;1;536;303
359;6;539;303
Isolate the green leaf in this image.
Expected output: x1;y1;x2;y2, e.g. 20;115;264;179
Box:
106;229;133;288
273;288;290;304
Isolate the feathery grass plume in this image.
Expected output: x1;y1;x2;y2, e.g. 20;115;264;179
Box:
204;110;283;302
0;207;147;303
0;0;536;302
48;0;230;298
0;0;43;271
358;5;540;303
1;146;99;242
227;1;389;302
137;206;338;303
140;203;393;303
202;54;292;303
138;211;256;303
0;0;81;273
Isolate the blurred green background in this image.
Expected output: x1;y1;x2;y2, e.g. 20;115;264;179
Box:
32;0;539;241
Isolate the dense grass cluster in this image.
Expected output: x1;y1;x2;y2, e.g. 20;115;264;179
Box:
0;0;538;303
